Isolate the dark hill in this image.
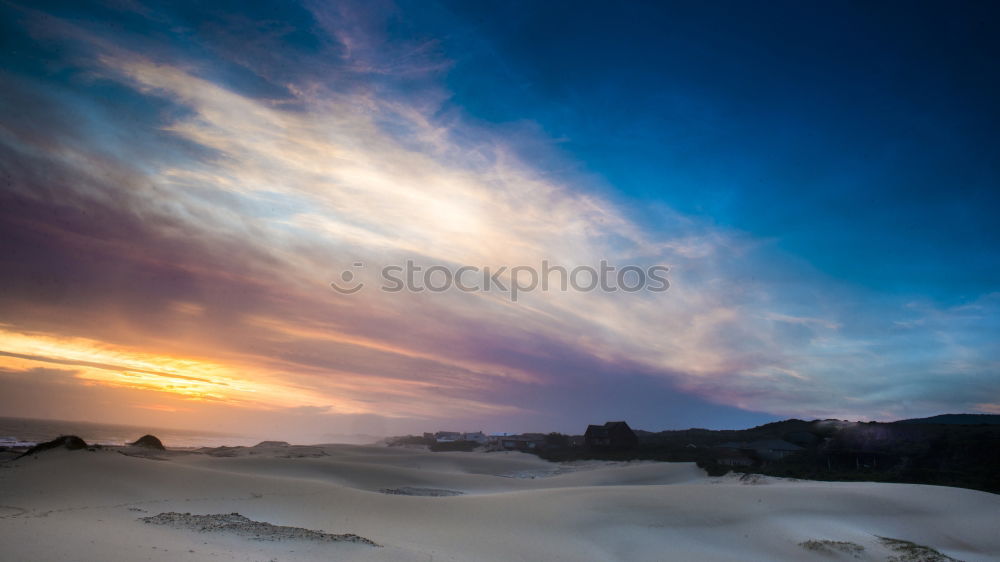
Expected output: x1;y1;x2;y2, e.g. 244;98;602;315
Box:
254;441;290;448
893;414;1000;425
17;435;88;459
533;417;1000;494
129;435;166;450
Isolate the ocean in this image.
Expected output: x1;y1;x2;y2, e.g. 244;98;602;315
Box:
0;416;252;449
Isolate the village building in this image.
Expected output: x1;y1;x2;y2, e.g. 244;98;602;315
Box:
584;421;639;449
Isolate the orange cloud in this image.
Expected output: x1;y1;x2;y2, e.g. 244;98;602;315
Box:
0;327;342;410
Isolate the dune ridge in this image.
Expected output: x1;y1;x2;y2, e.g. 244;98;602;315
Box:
0;442;997;561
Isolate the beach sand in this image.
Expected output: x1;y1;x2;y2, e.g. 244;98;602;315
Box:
1;443;997;561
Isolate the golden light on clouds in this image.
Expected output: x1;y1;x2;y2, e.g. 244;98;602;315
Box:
3;2;993;437
0;326;336;410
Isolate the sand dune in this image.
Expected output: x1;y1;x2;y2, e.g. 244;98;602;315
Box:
1;444;997;561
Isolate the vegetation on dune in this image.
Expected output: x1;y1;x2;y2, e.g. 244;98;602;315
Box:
876;536;963;562
387;436;482;452
388;435;436;447
428;440;480;452
799;539;865;558
129;434;166;450
16;435;91;459
796;537;961;561
530;419;1000;494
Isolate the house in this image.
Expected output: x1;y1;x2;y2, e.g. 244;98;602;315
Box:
434;431;462;442
584;421;639;449
462;431;487;444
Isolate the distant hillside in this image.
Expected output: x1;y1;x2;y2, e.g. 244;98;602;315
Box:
892;414;1000;425
534;417;1000;494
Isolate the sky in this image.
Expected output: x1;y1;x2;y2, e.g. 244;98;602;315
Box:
0;0;998;441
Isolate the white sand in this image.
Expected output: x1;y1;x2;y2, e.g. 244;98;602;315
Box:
1;443;998;561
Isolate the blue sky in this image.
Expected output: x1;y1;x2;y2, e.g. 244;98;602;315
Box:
0;0;997;439
436;0;1000;297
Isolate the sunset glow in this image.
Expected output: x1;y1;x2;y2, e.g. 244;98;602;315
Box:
0;327;336;407
1;1;998;441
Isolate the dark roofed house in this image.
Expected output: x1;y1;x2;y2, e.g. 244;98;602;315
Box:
584;421;638;449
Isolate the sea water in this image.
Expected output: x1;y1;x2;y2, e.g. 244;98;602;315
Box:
0;416;250;449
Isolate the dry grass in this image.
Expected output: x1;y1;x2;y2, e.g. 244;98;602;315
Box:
876;536;963;562
799;539;865;558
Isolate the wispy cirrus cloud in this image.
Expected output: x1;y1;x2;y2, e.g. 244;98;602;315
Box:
0;1;997;436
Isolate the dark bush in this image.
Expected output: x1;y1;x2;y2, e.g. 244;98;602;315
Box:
129;435;166;450
17;435;89;459
429;440;479;452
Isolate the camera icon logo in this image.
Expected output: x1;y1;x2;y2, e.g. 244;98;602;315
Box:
330;262;365;294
